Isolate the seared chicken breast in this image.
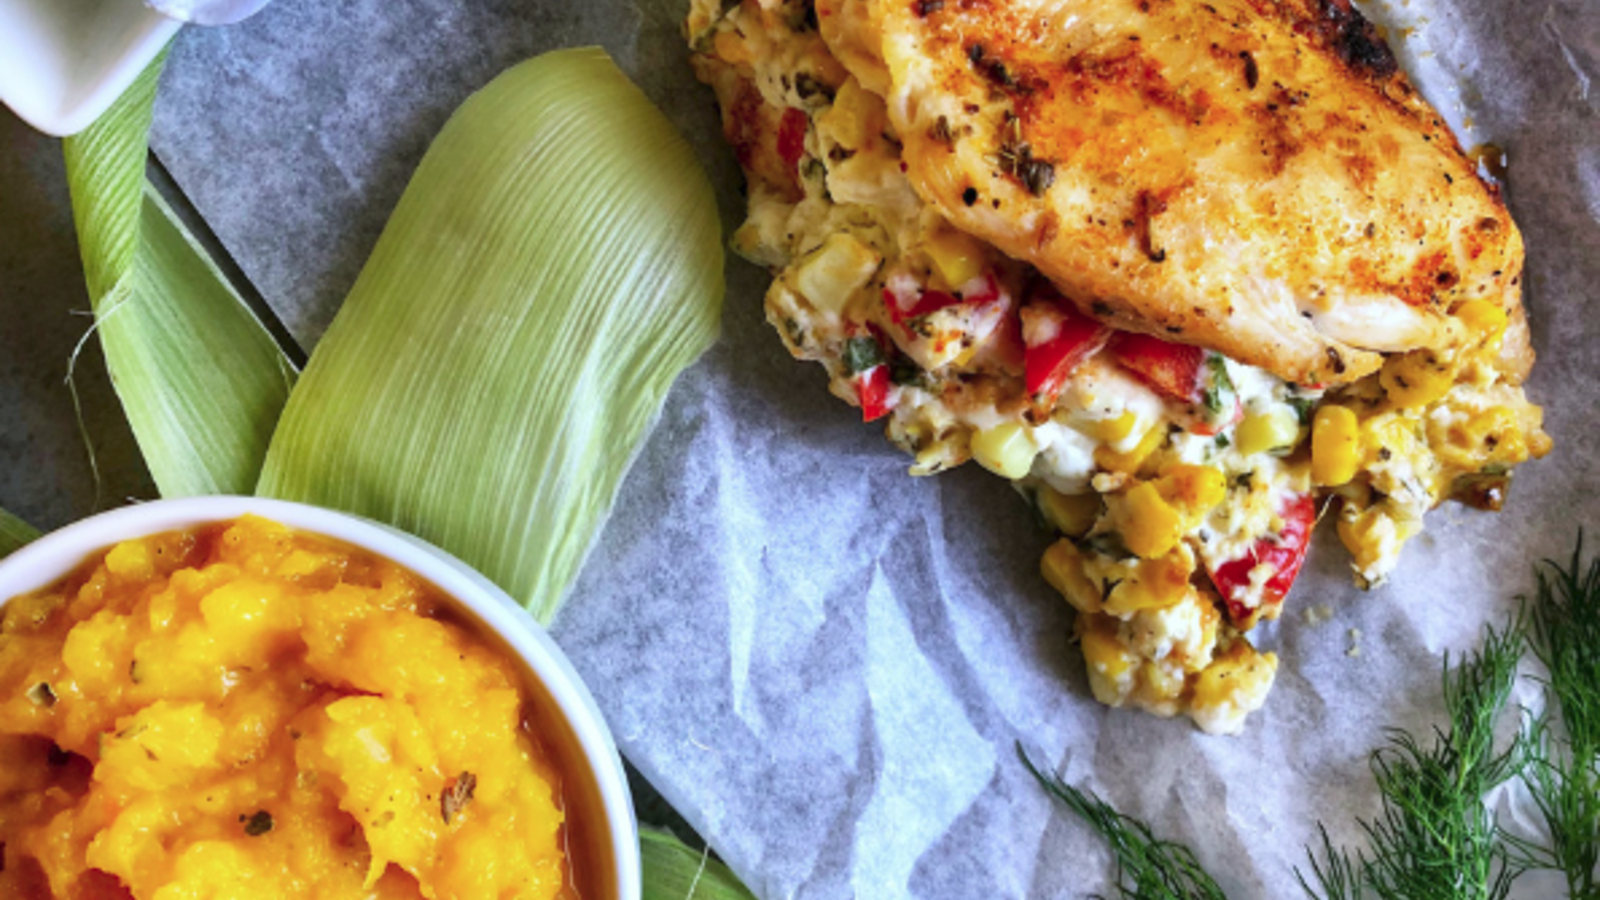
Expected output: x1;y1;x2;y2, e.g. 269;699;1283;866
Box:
818;0;1526;386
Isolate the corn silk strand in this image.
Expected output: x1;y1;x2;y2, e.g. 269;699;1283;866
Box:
640;828;756;900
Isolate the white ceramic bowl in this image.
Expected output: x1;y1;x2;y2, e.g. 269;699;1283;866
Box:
0;496;641;900
0;0;181;135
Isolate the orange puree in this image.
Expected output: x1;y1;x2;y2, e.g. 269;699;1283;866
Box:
0;516;572;900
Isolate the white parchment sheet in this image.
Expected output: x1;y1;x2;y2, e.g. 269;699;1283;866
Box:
148;0;1599;896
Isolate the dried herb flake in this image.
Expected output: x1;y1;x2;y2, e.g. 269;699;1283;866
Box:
242;810;274;836
996;114;1055;197
26;682;56;708
844;336;886;375
442;771;477;824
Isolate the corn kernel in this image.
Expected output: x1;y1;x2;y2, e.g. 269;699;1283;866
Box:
712;29;753;66
1454;299;1508;346
1192;641;1278;710
1115;481;1185;559
1040;540;1103;614
923;226;986;289
1234;407;1300;456
1079;614;1135;702
1103;553;1193;614
1312;405;1361;487
1336;504;1419;586
820;77;883;150
1139;660;1185;702
1155;464;1227;518
794;233;881;314
971;422;1038;480
1094;422;1165;474
1077;411;1139;445
1466;407;1527;464
1038;487;1101;537
1361;413;1421;465
910;428;970;476
1431;405;1529;470
1379;349;1454;409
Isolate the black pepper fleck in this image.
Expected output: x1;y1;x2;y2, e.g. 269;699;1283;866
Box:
1325;347;1346;375
242;810;274;837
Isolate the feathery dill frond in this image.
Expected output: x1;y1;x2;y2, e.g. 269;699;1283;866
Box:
1018;743;1228;900
1299;620;1525;900
1517;538;1600;899
1298;825;1365;900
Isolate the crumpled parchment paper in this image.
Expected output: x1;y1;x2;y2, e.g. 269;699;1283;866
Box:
146;0;1600;895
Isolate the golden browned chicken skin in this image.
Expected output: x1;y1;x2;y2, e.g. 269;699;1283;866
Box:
818;0;1526;386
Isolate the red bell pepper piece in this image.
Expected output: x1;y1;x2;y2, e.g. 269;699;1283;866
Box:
1110;333;1240;435
1111;332;1205;402
1208;493;1317;625
855;364;892;421
1021;294;1111;401
778;107;808;168
882;273;999;327
884;288;962;324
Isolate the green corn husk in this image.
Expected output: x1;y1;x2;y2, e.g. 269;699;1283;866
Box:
641;829;757;900
257;47;723;624
0;508;40;557
63;54;296;498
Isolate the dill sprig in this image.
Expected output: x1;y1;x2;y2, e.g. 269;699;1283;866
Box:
1512;541;1600;898
1017;743;1228;900
1297;826;1365;900
1300;620;1526;900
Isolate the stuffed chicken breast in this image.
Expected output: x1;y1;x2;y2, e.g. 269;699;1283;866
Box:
686;0;1548;733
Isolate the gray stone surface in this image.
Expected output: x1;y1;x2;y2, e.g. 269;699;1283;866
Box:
0;108;155;532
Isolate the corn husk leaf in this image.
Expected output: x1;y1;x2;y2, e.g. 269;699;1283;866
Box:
256;47;723;624
62;54;296;498
641;829;758;900
0;508;40;558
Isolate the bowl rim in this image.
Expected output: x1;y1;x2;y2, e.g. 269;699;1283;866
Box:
0;495;641;900
0;3;181;137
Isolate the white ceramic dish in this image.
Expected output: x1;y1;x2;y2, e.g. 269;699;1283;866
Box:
0;496;641;900
0;0;181;136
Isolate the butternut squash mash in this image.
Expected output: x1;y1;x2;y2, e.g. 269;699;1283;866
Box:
0;516;572;900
